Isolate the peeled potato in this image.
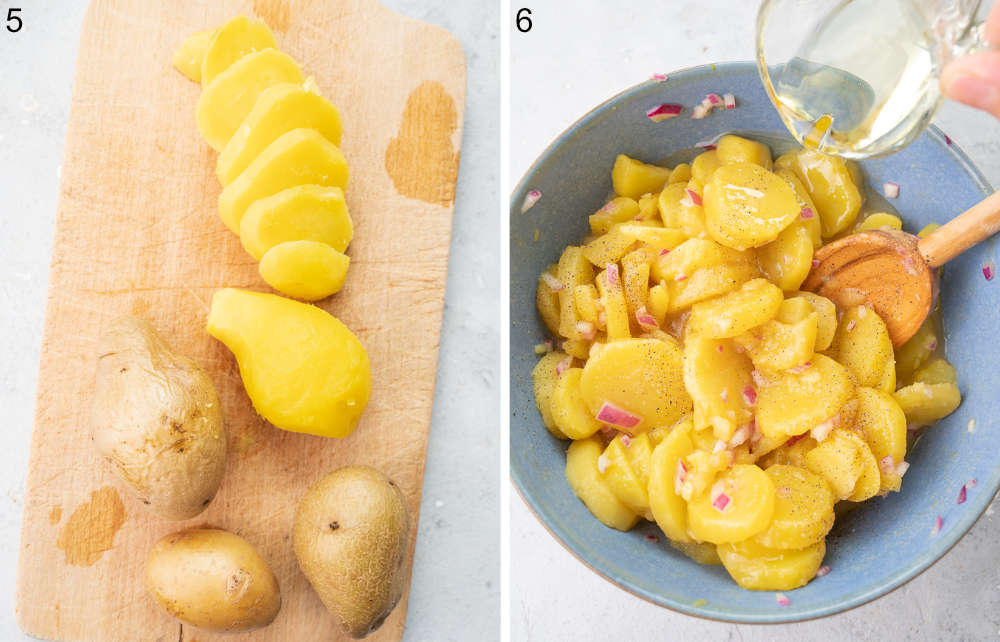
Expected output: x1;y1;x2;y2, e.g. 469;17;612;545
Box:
826;305;895;391
792;291;837;351
535;266;561;336
258;240;349;301
687;278;784;339
854;387;907;492
805;428;880;502
531;351;571;439
196;48;304;150
754;465;834;549
565;437;639;531
687;464;775;544
549;368;603;440
718;537;825;591
691;150;723;184
756;354;856;440
612;154;672;198
776;149;862;237
682;336;754;441
589;197;640;235
716;134;773;170
648;421;696;542
671;539;722;565
200;15;276;85
172;29;214;82
893;382;962;425
703;163;800;250
240;184;353;261
602;433;653;514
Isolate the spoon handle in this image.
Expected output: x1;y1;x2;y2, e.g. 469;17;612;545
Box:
919;189;1000;268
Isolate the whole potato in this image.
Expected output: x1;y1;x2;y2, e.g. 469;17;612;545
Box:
90;315;226;520
293;466;410;638
145;528;281;632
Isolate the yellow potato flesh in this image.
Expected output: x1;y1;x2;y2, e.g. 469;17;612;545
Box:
894;319;938;384
206;288;370;438
703;163;800;250
734;300;817;372
776;149;862;237
804;428;880;501
197;49;304;150
792;291;837;351
601;434;653;513
557;247;595;340
826;305;896;390
668;163;692;184
687;464;775;544
650;238;759;313
682;337;754;442
687;278;783;339
716;135;773;170
648;422;695;542
218;128;349;234
565;437;639;531
536;266;561;336
579;338;691;431
756;354;856;440
172;29;214;82
550;368;603;440
258;240;349;301
239;185;352;261
774;168;822;248
532;351;571;439
913;358;957;385
718;538;825;591
589;197;639;235
753;465;834;549
611;154;671;199
691;150;723;184
854;387;907;492
218;81;343;185
893;382;962;426
201;15;276;85
672;539;723;565
757;218;814;291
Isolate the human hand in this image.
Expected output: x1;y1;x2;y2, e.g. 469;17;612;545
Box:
941;3;1000;117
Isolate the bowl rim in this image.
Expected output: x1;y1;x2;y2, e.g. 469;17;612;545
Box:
510;60;997;624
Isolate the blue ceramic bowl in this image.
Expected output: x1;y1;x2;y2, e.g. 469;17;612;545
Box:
510;62;999;623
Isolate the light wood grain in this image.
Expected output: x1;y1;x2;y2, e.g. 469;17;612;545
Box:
15;1;465;640
918;189;1000;267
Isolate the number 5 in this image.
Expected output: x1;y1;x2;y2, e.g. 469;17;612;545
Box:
7;8;22;33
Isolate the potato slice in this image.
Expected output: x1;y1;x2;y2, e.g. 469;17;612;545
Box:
756;354;856;440
647;284;670;326
691;150;723;184
648;421;696;542
734;299;817;372
535;265;561;335
804;428;880;501
621;248;654;327
240;185;352;260
683;337;754;441
687;278;783;339
582;225;636;267
595;266;631;342
792;291;837;351
894;320;938;384
531;351;571;439
590;197;640;235
650;238;759;313
611;155;672;198
826;305;895;391
196;49;304;150
201;15;276;85
757;218;814;291
854;387;907;492
259;240;349;301
913;358;957;385
703;163;800;250
218;128;349;233
172;29;214;82
687;464;775;544
775;149;862;237
218;81;343;185
579;338;691;430
754;465;834;550
757;434;817;469
716;135;773;170
572;284;600;326
550;368;603;440
565;437;639;531
856;212;903;232
670;539;722;565
718;538;825;591
556;246;595;340
893;382;962;425
602;433;653;514
616;223;687;250
669;163;692;184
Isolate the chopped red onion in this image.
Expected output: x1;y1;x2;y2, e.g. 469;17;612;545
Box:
646;103;684;122
816;565;831;578
646;533;659;542
931;515;943;536
969;478;978;488
597;453;610;474
927;339;937;351
846;320;856;332
944;133;953;145
636;307;659;330
958;484;967;504
811;415;838;442
883;182;900;198
751;370;766;387
606;262;620;287
742;385;757;406
674;460;688;494
800;207;814;220
716;344;724;353
651;73;668;82
776;594;790;606
595;401;642;430
675;273;688;282
621;434;632;447
555;356;572;376
811;258;820;269
659;248;670;256
712;439;727;454
541;272;564;291
685;189;703;207
984;260;995;281
706;93;723;106
691;104;710;119
895;461;910;477
576;321;596;341
879;455;895;474
785;433;805;447
787;362;812;374
695;139;718;149
729;424;750;447
521;189;542;213
724;93;736;109
720;389;729;403
712;492;730;512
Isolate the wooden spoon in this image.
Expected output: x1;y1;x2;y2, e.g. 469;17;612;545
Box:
802;190;1000;348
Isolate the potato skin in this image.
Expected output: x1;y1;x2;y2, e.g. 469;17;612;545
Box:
293;466;410;638
90;315;226;520
145;528;281;632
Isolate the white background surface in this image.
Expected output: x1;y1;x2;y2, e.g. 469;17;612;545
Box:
511;1;1000;640
0;1;498;641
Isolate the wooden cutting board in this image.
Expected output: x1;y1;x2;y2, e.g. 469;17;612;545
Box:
14;1;465;640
